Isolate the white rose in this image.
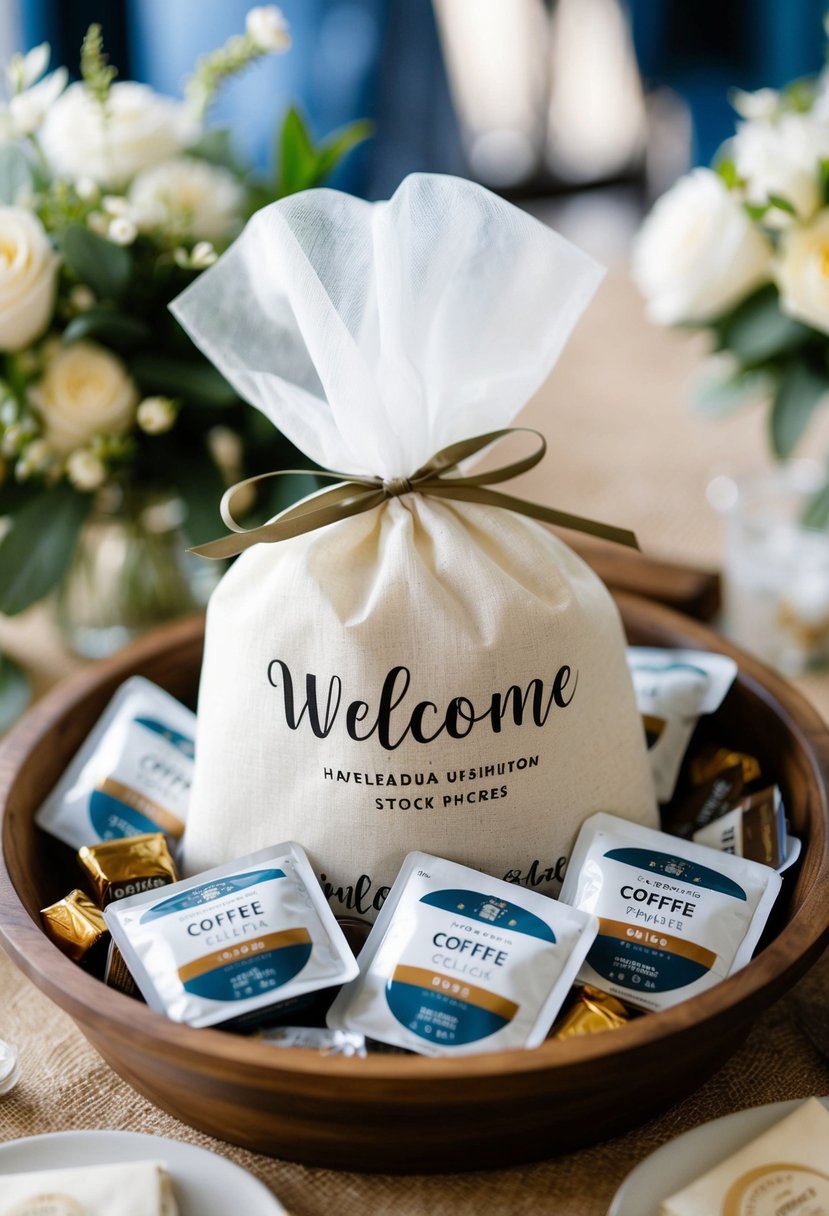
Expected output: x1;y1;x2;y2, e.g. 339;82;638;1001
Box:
246;6;291;52
30;340;138;455
0;206;59;351
632;168;771;325
775;211;829;333
129;157;244;242
733;113;829;223
40;81;199;188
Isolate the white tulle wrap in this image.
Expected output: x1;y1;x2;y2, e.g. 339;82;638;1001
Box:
171;173;657;908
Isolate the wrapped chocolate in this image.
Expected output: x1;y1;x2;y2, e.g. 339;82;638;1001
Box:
552;985;632;1040
79;832;179;907
36;677;195;850
627;647;737;803
170;173;657;910
689;744;761;787
41;888;108;963
693;784;787;869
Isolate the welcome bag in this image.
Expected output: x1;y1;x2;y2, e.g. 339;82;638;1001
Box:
171;173;657;916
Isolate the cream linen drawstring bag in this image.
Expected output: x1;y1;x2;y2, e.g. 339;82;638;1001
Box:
171;173;657;916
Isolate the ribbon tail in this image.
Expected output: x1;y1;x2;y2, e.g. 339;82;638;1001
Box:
190;485;386;559
428;483;640;551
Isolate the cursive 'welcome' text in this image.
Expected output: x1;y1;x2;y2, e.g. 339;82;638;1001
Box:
266;661;577;752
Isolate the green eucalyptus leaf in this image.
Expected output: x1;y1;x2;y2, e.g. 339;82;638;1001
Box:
720;286;811;365
0;650;29;734
278;105;318;195
0;145;33;204
801;479;829;531
0;483;91;614
61;225;132;302
129;353;237;408
693;370;767;417
770;362;829;458
820;159;829;206
63;307;151;351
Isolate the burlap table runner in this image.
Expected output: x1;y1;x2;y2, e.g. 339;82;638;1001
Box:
2;264;829;1214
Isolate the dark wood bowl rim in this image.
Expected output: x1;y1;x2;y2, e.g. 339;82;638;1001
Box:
1;596;828;1085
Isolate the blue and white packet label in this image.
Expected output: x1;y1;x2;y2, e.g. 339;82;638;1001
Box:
326;851;598;1057
105;841;358;1028
559;812;781;1013
35;676;195;850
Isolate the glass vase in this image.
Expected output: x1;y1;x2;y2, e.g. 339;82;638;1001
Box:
55;486;221;659
710;460;829;676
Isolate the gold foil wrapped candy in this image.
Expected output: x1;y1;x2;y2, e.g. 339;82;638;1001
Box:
78;832;178;908
41;889;108;963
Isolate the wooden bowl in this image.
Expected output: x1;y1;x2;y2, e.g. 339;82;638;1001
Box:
1;596;828;1173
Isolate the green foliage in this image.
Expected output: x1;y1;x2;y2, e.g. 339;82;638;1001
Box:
63;307;151;351
129;353;238;408
0;145;33;204
61;225;132;302
0;482;91;614
716;285;811;366
80;24;117;108
692;369;767;417
801;475;829;530
277;107;372;196
170;447;227;545
0;650;30;734
714;158;741;190
770;361;829;457
187;127;244;174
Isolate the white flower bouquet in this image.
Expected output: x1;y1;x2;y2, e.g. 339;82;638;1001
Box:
0;11;369;616
633;37;829;516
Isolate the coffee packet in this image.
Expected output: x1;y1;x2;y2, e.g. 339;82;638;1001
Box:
326;851;598;1056
692;785;788;869
627;648;737;802
105;842;358;1028
559;812;781;1012
36;677;194;851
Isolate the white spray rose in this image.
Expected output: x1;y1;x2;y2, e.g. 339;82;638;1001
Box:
632;168;771;325
775;211;829;333
40;81;198;187
129;157;244;242
30;340;138;455
733;113;829;223
0;207;59;351
137;396;177;434
246;6;291;52
66;447;107;492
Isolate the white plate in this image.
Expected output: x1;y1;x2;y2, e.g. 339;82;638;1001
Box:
0;1130;286;1216
609;1096;829;1216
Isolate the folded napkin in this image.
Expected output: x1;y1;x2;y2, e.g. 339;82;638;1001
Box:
0;1159;178;1215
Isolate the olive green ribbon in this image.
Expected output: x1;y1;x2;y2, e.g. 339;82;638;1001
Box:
190;427;639;559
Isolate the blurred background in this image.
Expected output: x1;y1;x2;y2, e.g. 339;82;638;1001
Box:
1;0;826;212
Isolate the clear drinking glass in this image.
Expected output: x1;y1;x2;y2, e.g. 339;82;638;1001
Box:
710;460;829;676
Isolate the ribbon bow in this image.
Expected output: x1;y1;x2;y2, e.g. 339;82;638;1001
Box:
190;427;638;560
